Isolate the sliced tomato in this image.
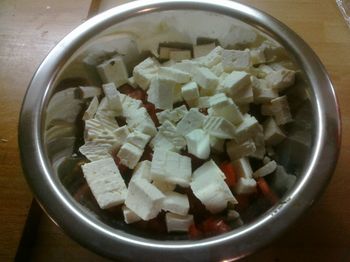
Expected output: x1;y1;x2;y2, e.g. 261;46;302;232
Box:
256;177;279;205
201;218;231;235
219;162;237;187
188;224;202;239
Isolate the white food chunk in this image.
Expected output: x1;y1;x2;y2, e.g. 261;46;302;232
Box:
199;46;223;67
131;160;152;182
208;93;230;108
251;76;278;104
176;108;206;136
83;96;99;120
165;213;193;232
263;117;286;146
250;48;266;65
79;141;112;161
120;94;142;118
158;67;191;84
133;57;159;90
253;160;277;178
232;157;253;178
152;180;176;192
211;62;224;77
150;148;192;187
156;105;188;124
203;116;236;139
125;178;165;220
185;129;210;159
159;47;181;60
97;56;128;87
222;71;251;96
227;210;241;221
122;205;141;224
231;84;254;105
147;76;176;110
193;43;216;58
181;82;200;101
150;132;178;152
209;98;243;125
270;96;293;125
227;139;256;161
193;67;219;95
222;49;251;72
162;192;190;216
191;160;237;213
112;126;130;146
127;76;137;88
249;131;266;159
117;143;143;169
125;130;151;149
95;97;120;120
78;86;101;99
126;107;157;136
234;177;257;194
158;120;187;151
81;158;127;209
265;69;295;92
172;60;200;75
235;114;260;142
169;50;192;61
197;96;211;108
102;83;122;111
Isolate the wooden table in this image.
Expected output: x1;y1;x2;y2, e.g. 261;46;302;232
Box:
0;0;349;261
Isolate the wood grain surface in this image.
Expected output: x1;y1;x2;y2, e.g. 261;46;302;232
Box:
0;0;349;261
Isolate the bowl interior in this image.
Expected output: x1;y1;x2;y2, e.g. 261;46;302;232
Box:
43;9;314;240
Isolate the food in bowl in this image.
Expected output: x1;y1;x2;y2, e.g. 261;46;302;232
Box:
75;35;298;238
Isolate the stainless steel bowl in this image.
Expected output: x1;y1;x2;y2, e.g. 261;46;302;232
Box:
19;0;341;260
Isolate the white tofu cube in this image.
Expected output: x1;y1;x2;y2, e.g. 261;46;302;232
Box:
122;205;141;224
232;157;253;179
197;96;211;108
150;133;178;152
117;143;144;169
172;60;200;75
208;93;230;108
203;116;236;139
126;107;157;137
231;84;254;105
102;83;123;111
158;120;187;151
125;130;151;149
234;177;257;194
83;96;99;120
200;46;223;67
78;86;101;99
226;139;256;161
185;129;210;159
152;180;176;192
150;148;192;187
270;96;293;125
133;57;159;90
249;131;266;159
156;105;188;124
127;76;137;88
131;160;152;182
158;67;191;84
222;49;251;72
79;141;112;162
250;48;266;65
176;108;206;136
125;178;165;220
113;126;130;144
222;71;251;96
263;117;286;146
159;47;181;60
193;67;219;95
253;160;277;178
251;77;278;104
209;99;244;125
162;192;190;216
81;158;127;209
235;114;260;142
169;50;192;61
97;56;128;87
165;213;194;232
211;62;224;77
181;82;200;101
265;69;295;92
193;43;216;58
147;77;176;110
120;94;142;118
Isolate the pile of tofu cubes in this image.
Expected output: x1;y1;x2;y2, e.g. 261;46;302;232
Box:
79;40;296;233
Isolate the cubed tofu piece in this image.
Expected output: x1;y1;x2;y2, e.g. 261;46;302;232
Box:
78;86;102;99
222;71;251;96
122;205;142;224
158;67;191;84
83;96;99;120
159;47;182;60
165;213;194;232
185;129;210;159
181;82;200;101
125;130;151;149
127;76;137;88
79;141;113;161
222;49;251;72
133;57;159;90
97;56;128;87
150;148;192;187
265;69;295;92
117;143;143;169
169;50;192;61
102;83;123;111
263;117;286;146
193;67;219;95
152;180;176;193
125;178;165;220
172;60;200;75
131;160;152;182
191;160;237;213
197;96;211;108
199;46;223;67
226;139;256;161
231;84;254;105
252;160;277;178
203;116;236;139
158;120;187;151
156;105;188;124
251;77;278;104
209;98;244;125
81;158;127;209
250;48;266;65
113;126;130;144
270;96;293;125
162;192;190;216
193;43;216;58
211;62;224;76
235;114;260;142
208;93;230;108
176;108;206;136
147;76;176;110
232;157;253;178
150;132;178;152
249;131;266;159
234;177;257;194
126;107;157;136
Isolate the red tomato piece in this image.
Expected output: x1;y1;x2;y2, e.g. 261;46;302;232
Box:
219;162;237;187
201;218;231;235
256;177;279;205
188;224;202;239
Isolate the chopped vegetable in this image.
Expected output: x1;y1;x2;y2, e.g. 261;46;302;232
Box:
220;162;237;187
